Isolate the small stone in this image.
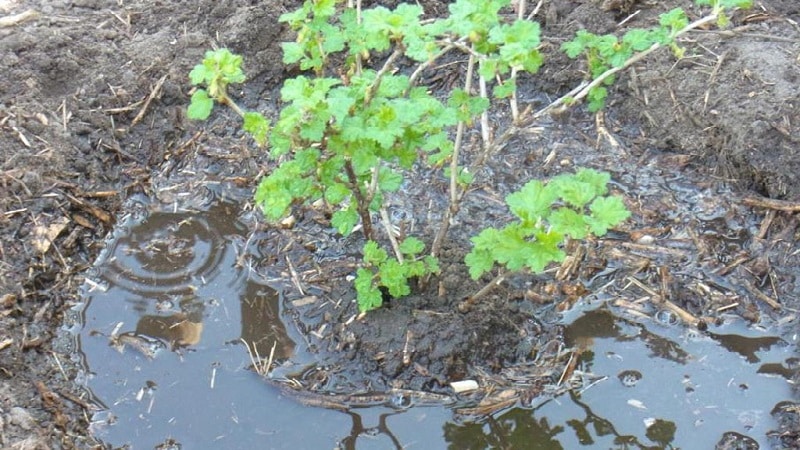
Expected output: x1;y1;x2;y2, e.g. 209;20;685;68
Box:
8;406;36;430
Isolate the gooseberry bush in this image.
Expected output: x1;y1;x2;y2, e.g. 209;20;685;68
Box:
188;0;749;312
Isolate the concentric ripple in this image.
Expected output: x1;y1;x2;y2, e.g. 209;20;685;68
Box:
98;211;225;296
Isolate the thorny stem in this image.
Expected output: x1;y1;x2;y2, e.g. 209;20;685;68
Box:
430;52;476;258
379;207;403;263
364;48;404;104
406;43;458;93
508;0;526;121
344;160;374;240
534;10;722;118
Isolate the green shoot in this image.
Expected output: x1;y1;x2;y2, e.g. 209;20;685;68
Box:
356;238;440;313
465;169;629;300
560;0;751;111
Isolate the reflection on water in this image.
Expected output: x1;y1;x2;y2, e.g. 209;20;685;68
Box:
75;201;795;448
76;202;311;447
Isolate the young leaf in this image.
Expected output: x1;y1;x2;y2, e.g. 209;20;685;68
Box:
242;112;270;146
586;195;630;235
380;259;412;297
332;206;360;236
187;90;214;120
506;180;558;224
549;207;589;240
398;236;425;256
355;268;383;312
324;182;351;204
363;241;388;265
574;168;610;196
525;229;566;272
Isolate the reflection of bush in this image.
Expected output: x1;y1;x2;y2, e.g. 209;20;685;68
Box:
240;280;294;360
443;409;564;449
136;297;205;349
136;313;203;348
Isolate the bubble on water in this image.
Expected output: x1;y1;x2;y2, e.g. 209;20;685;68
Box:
390;392;412;409
655;310;679;326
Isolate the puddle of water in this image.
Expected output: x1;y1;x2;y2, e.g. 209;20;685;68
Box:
75;201;795;448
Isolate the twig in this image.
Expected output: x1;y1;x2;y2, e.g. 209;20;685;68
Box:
380;207;403;263
430;52;476;258
742;195;800;212
742;279;781;309
0;9;39;27
131;74;167;127
534;11;722;118
460;271;506;312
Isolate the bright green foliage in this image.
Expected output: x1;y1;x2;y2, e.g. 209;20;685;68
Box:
562;0;749;111
188;49;245;119
250;0;546;311
465;169;630;280
253;0;545;241
187;49;271;145
356;239;440;313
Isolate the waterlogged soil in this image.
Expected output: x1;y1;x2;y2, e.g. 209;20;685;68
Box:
1;0;799;448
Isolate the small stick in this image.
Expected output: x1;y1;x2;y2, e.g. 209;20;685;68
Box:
742;279;781;309
743;196;800;212
131;74;168;127
379;207;403;263
461;271;506;311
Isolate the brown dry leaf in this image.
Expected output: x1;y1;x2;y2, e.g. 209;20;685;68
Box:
31;216;69;254
71;213;95;230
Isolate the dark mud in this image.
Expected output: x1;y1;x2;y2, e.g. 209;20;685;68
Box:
1;0;799;448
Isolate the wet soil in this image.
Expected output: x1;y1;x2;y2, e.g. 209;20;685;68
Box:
1;0;799;448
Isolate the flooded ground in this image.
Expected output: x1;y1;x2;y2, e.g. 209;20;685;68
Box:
2;1;798;448
74;195;797;448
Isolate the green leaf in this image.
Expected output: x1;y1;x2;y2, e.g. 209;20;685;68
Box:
525;229;566;272
189;64;212;86
355;268;383;312
363;241;388;265
493;78;517;99
398;236;425;256
586;195;630;235
549;207;589;239
553;177;596;209
254;174;294;221
720;0;752;7
379;259;412;297
378;168;403;192
242;112;270;146
187;90;214;120
587;86;608;112
659;8;688;35
465;245;495;280
466;227;502;279
622;29;656;52
282;42;306;64
424;255;440;275
505;180;558;224
324;182;350;204
574;168;610;196
332;206;360;236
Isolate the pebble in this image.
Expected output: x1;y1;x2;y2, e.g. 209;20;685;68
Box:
8;407;36;430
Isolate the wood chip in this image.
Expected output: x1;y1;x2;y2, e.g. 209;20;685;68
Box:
31;216;69;254
450;379;479;393
0;9;39;27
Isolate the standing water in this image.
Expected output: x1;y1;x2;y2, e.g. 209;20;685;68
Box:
73;199;796;448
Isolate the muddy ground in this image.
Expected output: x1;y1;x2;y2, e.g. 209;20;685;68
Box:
1;0;799;448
